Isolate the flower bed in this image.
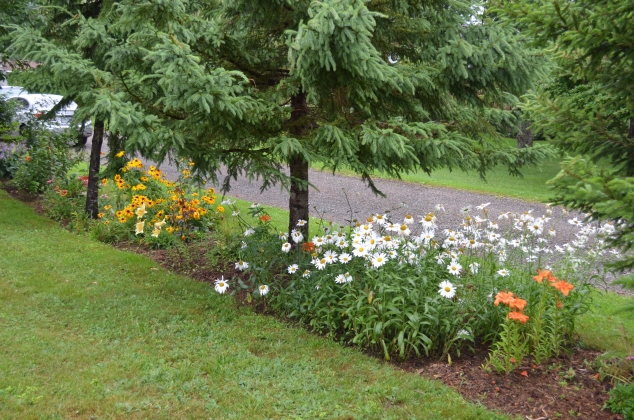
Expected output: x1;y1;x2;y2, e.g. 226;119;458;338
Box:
222;202;623;371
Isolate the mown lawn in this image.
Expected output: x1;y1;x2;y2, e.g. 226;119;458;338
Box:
319;140;563;202
0;190;508;419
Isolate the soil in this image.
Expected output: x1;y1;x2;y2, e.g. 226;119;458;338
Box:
2;182;625;420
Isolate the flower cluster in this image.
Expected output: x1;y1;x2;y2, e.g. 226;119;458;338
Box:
222;201;615;361
97;160;221;245
494;291;529;324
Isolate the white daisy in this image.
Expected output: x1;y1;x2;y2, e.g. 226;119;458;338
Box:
291;229;304;243
371;253;388;268
214;277;229;294
324;250;338;264
403;214;415;225
278;231;288;241
447;261;462;276
281;242;291;253
235;260;249;271
288;264;299;274
302;269;311;278
296;219;307;227
334;274;347;284
244;228;255;237
420;213;437;228
313;236;326;247
352;246;369;258
438;281;456;298
312;258;327;270
398;224;411;237
497;268;510;277
568;217;583;227
339;253;352;264
258;285;269;296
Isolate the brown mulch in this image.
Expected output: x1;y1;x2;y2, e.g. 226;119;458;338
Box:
399;346;618;420
2;182;624;420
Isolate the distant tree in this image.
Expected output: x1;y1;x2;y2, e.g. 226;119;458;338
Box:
495;0;634;295
9;0;550;235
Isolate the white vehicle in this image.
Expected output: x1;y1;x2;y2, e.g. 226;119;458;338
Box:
0;86;93;144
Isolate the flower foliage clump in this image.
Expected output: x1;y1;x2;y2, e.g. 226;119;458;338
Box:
94;157;222;247
224;202;624;364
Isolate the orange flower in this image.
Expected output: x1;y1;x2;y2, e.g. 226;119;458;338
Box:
509;298;527;311
508;311;530;324
557;300;563;309
552;280;574;297
302;242;315;253
494;291;515;307
259;215;271;223
533;269;556;283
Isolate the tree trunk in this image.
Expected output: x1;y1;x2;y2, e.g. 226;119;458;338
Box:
85;119;104;218
516;120;533;149
628;118;634;139
288;92;309;240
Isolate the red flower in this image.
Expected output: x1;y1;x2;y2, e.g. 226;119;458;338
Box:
302;242;315;253
259;215;271;223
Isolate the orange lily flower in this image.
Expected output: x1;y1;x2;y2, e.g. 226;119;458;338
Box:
494;291;515;306
508;311;530;324
533;269;556;283
552;280;574;297
510;298;527;311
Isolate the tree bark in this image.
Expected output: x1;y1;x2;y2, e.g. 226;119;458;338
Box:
85;119;104;218
516;120;533;149
288;92;309;240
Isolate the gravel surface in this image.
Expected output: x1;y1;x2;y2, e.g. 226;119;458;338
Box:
89;138;630;295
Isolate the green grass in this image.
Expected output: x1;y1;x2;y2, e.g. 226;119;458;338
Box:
217;196;335;238
0;189;507;419
577;291;634;356
318;139;563;202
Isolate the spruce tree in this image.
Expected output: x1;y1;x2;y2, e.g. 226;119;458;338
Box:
495;1;634;292
9;0;549;235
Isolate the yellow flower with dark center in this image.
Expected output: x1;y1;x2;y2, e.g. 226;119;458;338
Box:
97;213;105;218
115;151;125;158
216;206;225;213
104;205;112;211
101;178;108;186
